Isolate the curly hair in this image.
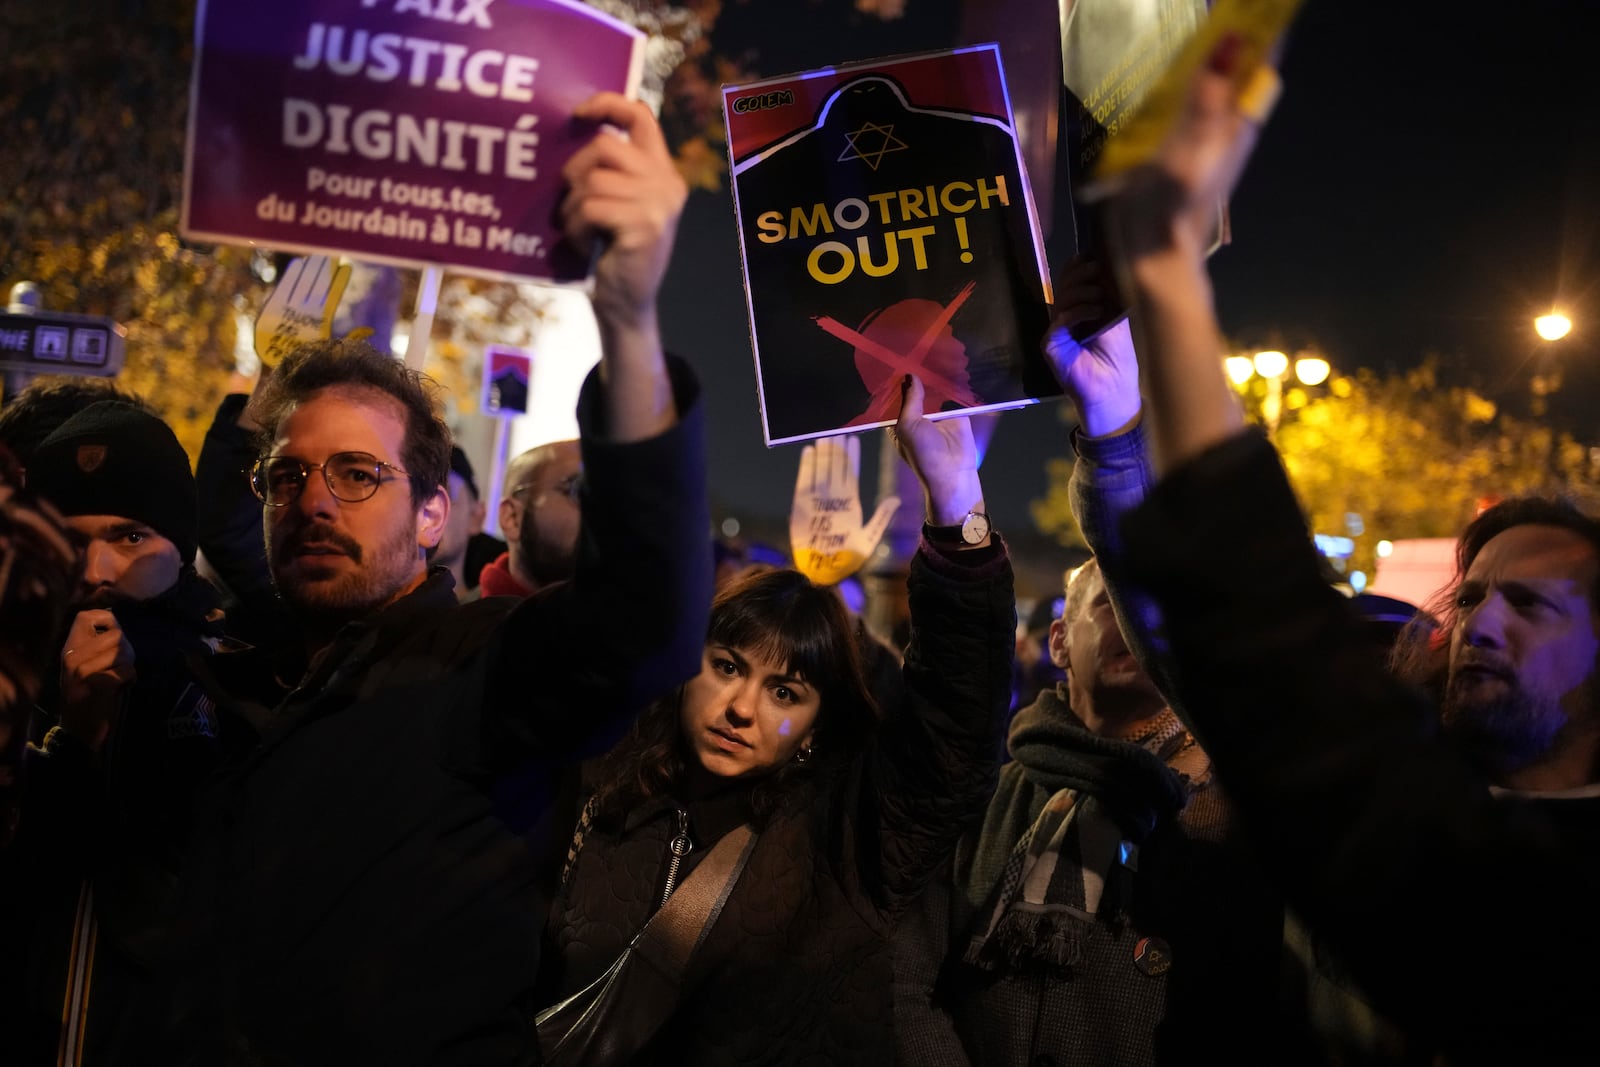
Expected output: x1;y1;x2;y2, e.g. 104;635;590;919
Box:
1389;496;1600;694
590;568;882;828
246;336;451;507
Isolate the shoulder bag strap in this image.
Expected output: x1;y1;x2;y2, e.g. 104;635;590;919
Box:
531;824;758;1066
633;823;757;981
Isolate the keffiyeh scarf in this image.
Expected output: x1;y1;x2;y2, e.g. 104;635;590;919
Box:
962;687;1204;971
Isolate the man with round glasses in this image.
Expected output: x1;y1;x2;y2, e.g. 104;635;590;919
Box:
252;450;406;506
247;441;435;636
175;94;713;1065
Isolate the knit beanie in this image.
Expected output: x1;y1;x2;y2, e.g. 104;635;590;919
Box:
27;401;198;563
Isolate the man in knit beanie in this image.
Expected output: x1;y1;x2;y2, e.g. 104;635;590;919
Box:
27;400;198;609
4;400;234;1065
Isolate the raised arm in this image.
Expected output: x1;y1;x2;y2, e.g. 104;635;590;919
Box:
1097;56;1250;476
486;95;710;759
1040;280;1175;694
196;388;296;650
857;377;1014;914
1098;53;1598;1059
561;92;684;442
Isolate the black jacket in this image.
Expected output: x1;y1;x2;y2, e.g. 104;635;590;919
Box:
1;569;251;1066
1115;431;1600;1064
179;362;712;1066
547;544;1014;1065
196;392;298;654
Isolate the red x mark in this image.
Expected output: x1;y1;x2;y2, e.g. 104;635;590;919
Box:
813;281;982;409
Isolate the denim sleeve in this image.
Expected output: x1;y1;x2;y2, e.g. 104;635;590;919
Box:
1067;418;1178;703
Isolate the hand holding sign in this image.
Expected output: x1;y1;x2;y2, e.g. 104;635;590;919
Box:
1042;260;1141;439
790;435;899;586
255;255;351;365
892;374;986;533
562;94;687;329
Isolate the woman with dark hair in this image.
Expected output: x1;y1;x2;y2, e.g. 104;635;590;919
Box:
542;377;1015;1064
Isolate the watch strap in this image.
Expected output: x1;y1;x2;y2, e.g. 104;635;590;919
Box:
923;510;990;546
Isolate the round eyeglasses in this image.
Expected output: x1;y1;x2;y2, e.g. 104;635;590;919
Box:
250;452;410;507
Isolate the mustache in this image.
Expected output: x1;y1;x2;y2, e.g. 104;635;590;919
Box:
277;521;364;563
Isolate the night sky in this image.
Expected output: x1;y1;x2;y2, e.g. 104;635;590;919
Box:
653;0;1600;545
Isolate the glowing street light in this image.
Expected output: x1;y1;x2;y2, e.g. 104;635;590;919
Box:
1295;357;1331;386
1225;348;1334;434
1253;349;1289;379
1225;355;1256;385
1535;312;1573;342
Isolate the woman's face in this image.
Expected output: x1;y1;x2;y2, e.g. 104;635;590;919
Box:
680;642;822;779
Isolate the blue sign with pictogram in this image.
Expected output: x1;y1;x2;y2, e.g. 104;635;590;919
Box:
0;311;126;377
482;344;532;417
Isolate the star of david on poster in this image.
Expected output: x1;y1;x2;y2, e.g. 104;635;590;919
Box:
838;123;908;170
723;45;1061;445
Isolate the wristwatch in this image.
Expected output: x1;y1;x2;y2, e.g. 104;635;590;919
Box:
924;510;991;546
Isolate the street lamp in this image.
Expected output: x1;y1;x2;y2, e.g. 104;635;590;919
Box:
1295;357;1331;386
1253;349;1289;379
1226;349;1333;433
1535;311;1573;342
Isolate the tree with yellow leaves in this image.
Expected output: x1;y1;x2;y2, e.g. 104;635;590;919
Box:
1;2;263;461
1272;362;1597;579
1032;358;1598;579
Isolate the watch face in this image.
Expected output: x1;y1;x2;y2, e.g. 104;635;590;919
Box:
961;511;991;544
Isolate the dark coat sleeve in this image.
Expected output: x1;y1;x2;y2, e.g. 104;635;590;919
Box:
1118;430;1598;1062
853;544;1013;918
890;863;974;1067
483;355;713;760
194;395;294;650
1068;418;1181;704
0;732;97;1061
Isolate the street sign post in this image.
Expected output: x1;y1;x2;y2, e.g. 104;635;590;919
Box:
482;344;532;418
0;310;127;378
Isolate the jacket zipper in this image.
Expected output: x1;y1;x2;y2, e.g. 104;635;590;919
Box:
659;809;693;907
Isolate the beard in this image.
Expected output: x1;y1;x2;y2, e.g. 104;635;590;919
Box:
517;518;577;588
1440;675;1566;776
270;516;421;627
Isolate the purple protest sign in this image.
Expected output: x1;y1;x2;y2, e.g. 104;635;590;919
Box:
182;0;644;284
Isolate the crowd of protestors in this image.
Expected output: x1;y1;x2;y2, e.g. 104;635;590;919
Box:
0;47;1595;1067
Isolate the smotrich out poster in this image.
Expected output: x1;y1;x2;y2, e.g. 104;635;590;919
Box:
724;45;1061;447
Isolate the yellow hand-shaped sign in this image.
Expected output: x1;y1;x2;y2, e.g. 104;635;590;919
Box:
789;435;899;587
255;255;352;365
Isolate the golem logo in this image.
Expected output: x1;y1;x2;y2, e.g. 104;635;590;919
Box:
731;90;795;114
